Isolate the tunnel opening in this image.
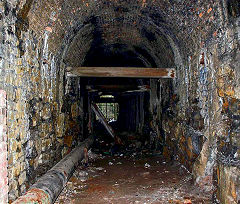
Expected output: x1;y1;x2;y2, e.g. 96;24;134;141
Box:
76;38;167;155
74;30;167;156
89;80;152;156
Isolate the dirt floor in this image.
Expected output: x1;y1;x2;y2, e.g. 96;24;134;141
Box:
55;153;211;204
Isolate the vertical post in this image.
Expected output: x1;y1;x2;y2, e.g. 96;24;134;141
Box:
139;93;144;133
114;104;116;121
106;103;107;120
88;92;92;134
0;90;8;204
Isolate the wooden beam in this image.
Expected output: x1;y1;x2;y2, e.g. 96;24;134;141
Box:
67;67;175;78
86;85;150;92
91;103;116;139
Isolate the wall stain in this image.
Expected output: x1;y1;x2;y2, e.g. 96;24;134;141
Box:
15;0;34;56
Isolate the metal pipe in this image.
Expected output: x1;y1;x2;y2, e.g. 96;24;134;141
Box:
13;136;94;204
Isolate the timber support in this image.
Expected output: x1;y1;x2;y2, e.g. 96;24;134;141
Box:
66;67;176;78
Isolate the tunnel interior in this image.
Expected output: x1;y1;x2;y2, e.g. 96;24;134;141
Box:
63;12;176;154
0;0;239;203
64;24;175;155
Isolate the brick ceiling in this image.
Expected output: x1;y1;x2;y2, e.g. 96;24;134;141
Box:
22;0;219;67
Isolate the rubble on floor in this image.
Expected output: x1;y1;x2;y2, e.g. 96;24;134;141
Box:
55;146;212;204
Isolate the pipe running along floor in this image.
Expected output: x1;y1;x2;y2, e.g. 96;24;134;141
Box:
55;144;211;203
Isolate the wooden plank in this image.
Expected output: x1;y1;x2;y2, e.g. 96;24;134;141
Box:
67;67;175;78
91;103;116;139
86;85;150;92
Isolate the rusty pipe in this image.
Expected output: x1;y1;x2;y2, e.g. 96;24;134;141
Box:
13;136;94;204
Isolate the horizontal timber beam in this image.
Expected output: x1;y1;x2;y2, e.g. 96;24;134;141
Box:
86;85;150;92
66;67;175;78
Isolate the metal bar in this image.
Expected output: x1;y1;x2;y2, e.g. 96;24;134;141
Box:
91;103;115;138
13;136;94;204
67;67;175;78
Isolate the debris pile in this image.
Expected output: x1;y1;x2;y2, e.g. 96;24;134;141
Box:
56;146;211;203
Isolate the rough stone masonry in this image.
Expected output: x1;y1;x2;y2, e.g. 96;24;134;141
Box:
0;90;8;204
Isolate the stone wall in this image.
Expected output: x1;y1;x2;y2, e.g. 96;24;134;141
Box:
0;90;8;204
62;76;84;155
216;164;240;204
159;2;240;203
0;1;84;202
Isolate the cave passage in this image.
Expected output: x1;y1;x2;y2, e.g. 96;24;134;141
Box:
56;71;212;204
1;1;239;204
54;45;208;203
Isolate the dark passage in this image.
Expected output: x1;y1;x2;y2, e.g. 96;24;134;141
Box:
1;1;239;204
55;70;212;204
